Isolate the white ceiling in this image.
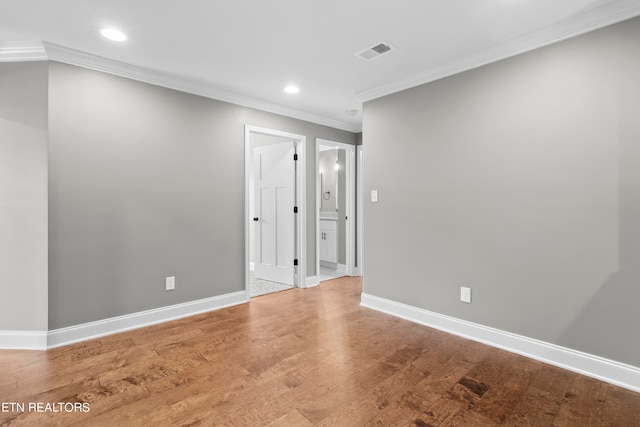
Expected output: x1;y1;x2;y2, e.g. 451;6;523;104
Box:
2;0;640;132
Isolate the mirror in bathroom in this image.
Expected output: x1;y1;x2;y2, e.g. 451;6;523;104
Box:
319;147;344;212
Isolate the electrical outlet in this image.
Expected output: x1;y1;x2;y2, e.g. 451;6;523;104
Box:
166;276;175;291
460;286;471;303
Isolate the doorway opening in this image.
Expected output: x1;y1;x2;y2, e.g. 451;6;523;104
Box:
245;126;306;299
316;139;356;283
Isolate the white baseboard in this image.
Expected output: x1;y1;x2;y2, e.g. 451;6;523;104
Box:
320;261;337;269
0;330;47;350
306;275;320;288
47;291;248;349
337;263;347;274
361;293;640;393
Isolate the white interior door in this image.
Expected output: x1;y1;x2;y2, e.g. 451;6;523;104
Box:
253;141;295;285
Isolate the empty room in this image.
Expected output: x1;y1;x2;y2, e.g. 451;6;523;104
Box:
2;1;640;425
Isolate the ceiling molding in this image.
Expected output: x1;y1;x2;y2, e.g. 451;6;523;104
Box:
5;1;638;133
357;0;640;102
0;41;358;133
0;41;47;62
40;42;360;133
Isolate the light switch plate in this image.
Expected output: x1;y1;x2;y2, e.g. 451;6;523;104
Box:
371;190;378;202
460;286;471;303
166;276;175;291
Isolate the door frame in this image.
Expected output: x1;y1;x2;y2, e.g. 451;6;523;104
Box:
245;126;307;300
356;145;363;276
315;139;356;281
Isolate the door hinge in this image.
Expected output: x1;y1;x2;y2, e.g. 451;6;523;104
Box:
293;153;298;161
293;206;298;213
294;259;299;266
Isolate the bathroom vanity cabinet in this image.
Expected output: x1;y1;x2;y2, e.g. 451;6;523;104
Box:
319;219;337;265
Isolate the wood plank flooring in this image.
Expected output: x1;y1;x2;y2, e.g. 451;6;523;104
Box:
1;276;639;426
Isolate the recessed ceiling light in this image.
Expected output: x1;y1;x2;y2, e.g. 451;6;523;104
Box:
100;28;127;42
284;85;300;94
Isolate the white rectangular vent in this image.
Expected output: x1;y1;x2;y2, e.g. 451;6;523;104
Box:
355;41;395;61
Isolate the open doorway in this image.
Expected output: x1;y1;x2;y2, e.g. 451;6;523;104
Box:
316;139;356;282
245;126;306;298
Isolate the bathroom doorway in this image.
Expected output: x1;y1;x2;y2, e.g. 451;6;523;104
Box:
316;139;356;282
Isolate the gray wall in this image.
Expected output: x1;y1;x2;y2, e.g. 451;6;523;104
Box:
363;16;640;367
0;61;49;331
48;61;357;329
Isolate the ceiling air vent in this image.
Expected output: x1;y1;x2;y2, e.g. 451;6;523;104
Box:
355;41;395;61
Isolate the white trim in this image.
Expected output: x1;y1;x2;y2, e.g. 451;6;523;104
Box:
245;126;252;301
357;1;640;102
0;330;48;350
337;263;347;274
306;275;320;288
356;145;364;277
39;42;359;133
5;1;640;131
361;293;640;393
245;126;307;298
47;291;247;349
296;137;308;289
0;41;47;62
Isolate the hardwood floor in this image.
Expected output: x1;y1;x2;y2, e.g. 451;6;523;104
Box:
1;276;639;426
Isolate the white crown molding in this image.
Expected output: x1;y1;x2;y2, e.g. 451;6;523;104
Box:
361;292;640;393
6;2;638;136
46;291;247;349
0;41;47;62
1;41;359;132
357;0;640;102
40;42;360;133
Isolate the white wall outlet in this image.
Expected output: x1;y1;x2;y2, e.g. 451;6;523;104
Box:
166;276;175;291
460;286;471;303
371;190;378;202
